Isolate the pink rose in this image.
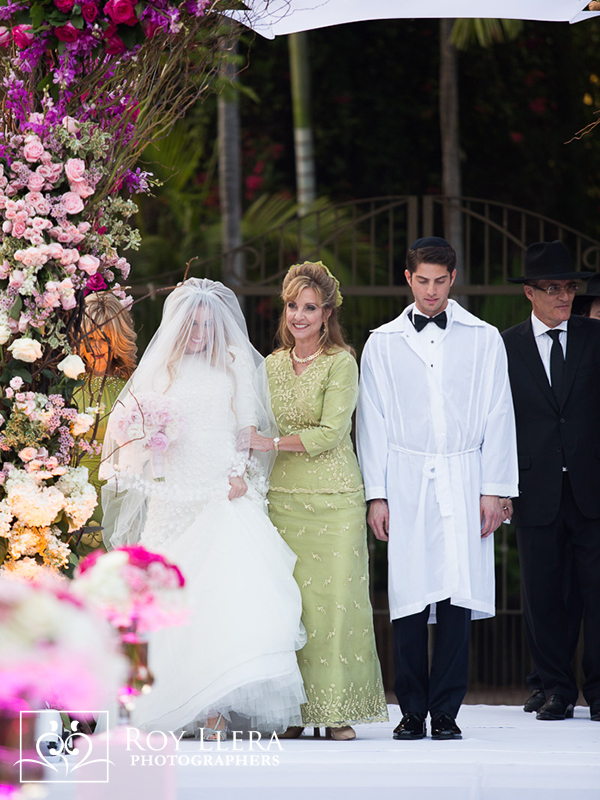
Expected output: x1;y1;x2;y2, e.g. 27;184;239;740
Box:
18;447;38;462
55;23;79;43
12;220;26;238
0;26;10;47
34;198;51;215
78;254;100;275
55;0;76;11
61;192;84;214
104;0;137;26
74;181;94;199
32;217;51;231
81;2;98;23
27;174;45;192
65;158;86;183
23;139;44;163
62;116;81;134
12;25;34;49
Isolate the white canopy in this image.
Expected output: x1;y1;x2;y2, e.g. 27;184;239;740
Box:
231;1;600;38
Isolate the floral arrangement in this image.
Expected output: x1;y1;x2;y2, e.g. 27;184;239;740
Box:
0;574;126;708
74;545;188;634
0;112;134;359
1;0;214;65
0;0;233;578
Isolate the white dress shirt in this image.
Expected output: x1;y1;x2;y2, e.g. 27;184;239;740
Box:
530;312;568;385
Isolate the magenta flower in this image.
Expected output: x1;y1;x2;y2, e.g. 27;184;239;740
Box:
84;273;108;295
12;25;34;49
81;3;99;23
104;0;138;26
54;0;76;11
55;24;80;44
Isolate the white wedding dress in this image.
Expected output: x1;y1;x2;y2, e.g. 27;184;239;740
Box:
131;354;307;733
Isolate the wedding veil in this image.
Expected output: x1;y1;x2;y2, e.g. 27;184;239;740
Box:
100;278;276;549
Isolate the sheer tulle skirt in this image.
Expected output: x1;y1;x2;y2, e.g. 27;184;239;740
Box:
132;494;307;733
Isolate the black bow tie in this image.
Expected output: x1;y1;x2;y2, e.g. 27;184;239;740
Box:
412;310;447;332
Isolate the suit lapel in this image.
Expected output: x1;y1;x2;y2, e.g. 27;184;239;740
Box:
516;319;559;410
561;316;586;407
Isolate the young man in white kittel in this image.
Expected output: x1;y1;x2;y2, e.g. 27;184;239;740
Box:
357;237;518;741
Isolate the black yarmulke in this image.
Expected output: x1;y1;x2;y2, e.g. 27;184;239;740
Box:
409;236;452;250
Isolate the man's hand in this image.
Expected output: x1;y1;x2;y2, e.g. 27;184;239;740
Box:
367;499;390;542
228;476;248;500
480;495;504;537
500;498;513;522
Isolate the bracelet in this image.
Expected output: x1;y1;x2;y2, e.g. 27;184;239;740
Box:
273;437;280;452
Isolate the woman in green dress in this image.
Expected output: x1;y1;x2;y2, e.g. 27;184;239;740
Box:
75;292;137;549
247;261;388;740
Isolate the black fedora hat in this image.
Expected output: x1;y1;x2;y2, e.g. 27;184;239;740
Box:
508;240;596;283
572;272;600;313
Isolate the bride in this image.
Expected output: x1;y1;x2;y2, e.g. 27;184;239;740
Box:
100;278;306;738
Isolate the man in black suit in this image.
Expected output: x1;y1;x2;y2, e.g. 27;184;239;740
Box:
502;240;600;722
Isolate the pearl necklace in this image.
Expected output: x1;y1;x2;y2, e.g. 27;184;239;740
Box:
291;346;323;364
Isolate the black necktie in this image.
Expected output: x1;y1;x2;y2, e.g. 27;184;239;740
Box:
412;310;447;332
546;329;564;400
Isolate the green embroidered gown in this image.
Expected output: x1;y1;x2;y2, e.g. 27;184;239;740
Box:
266;348;388;727
75;375;126;548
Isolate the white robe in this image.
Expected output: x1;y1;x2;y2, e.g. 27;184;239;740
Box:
356;300;518;622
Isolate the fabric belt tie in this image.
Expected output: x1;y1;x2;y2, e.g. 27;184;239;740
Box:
389;444;480;517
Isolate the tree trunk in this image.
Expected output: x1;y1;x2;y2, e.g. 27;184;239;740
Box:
289;32;316;216
439;19;466;301
218;35;244;295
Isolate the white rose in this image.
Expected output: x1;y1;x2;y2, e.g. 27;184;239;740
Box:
72;413;95;437
7;337;43;363
57;354;86;380
0;324;11;346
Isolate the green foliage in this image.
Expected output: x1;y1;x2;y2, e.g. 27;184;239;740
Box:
450;19;524;50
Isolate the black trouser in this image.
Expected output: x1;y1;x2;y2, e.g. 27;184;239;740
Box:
517;473;600;706
392;599;471;719
526;543;583;693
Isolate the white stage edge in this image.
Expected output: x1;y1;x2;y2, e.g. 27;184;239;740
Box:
38;704;600;800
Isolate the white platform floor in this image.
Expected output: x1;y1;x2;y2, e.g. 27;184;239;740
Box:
36;704;600;800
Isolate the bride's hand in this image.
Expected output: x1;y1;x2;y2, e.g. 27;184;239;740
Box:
238;431;274;452
228;475;248;500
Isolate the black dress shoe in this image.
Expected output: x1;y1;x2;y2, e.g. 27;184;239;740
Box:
430;712;462;740
523;688;546;713
536;694;574;720
393;713;426;740
589;700;600;722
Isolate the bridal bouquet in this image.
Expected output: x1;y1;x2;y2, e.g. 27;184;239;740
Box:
73;545;188;634
111;392;181;479
0;575;126;708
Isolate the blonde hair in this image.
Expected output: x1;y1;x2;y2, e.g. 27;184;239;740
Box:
275;262;354;356
79;292;137;378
